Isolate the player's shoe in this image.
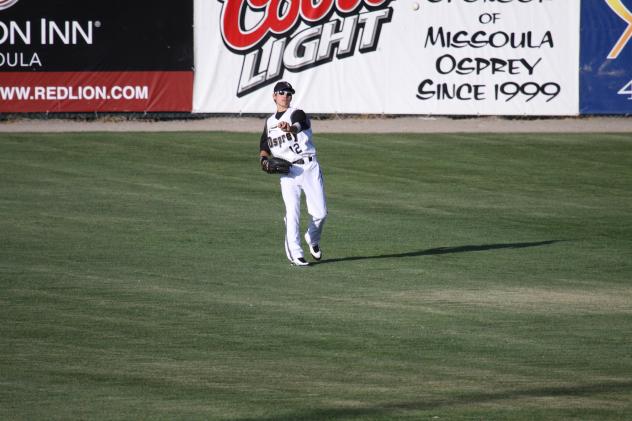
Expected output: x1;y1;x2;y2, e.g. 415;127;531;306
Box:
304;233;322;261
290;257;309;266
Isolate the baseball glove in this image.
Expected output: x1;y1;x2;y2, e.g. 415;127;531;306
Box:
261;157;292;174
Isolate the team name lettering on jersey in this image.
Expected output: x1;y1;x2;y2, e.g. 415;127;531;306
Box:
268;132;295;149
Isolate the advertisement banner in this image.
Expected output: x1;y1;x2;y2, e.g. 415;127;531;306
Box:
0;0;193;112
194;0;580;115
580;0;632;114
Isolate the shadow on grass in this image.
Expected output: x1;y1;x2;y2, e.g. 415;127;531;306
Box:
236;380;632;421
314;240;563;265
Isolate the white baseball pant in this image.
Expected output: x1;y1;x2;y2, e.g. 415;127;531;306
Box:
280;157;327;261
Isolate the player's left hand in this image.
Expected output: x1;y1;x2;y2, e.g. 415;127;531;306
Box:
263;157;292;174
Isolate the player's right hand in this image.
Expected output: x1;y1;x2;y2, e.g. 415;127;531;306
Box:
277;121;291;132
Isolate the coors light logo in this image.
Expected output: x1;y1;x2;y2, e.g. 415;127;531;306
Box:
219;0;393;96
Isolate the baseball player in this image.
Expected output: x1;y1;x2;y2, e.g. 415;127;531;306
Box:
259;81;327;266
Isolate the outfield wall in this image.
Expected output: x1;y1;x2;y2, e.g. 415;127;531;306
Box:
580;0;632;114
194;0;579;115
0;0;193;112
2;0;632;115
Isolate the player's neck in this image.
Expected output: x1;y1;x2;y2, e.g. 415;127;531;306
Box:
276;105;289;113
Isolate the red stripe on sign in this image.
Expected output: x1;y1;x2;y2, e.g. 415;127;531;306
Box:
0;71;193;112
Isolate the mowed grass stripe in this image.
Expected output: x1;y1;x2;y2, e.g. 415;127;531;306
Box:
1;132;631;420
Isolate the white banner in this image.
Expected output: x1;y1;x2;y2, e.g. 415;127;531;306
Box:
194;0;580;115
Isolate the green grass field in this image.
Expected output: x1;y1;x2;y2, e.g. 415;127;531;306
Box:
1;131;631;420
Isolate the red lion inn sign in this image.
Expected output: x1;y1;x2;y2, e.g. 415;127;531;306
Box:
219;0;394;96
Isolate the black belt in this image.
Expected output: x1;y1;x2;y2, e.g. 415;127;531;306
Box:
293;156;314;165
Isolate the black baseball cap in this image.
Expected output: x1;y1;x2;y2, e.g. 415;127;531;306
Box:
273;81;295;94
